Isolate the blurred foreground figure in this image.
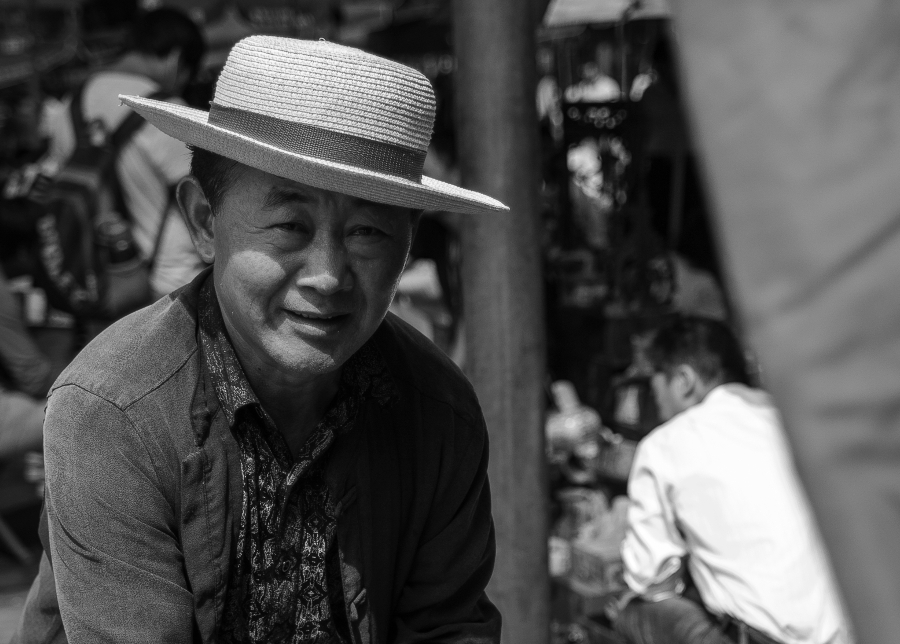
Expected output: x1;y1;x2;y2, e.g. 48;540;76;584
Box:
669;2;900;641
614;317;850;644
39;8;207;298
14;37;507;644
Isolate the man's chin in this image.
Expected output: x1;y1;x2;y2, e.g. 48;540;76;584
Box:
269;340;361;379
265;316;380;377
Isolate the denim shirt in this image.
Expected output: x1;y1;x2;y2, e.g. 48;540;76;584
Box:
13;271;501;644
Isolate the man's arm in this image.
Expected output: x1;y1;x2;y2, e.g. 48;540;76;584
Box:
0;267;55;398
392;417;501;643
44;384;194;643
621;441;688;598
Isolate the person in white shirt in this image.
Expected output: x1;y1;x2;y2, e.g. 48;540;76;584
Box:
39;8;207;299
615;316;851;644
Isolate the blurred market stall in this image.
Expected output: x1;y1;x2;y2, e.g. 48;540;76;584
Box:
0;3;744;644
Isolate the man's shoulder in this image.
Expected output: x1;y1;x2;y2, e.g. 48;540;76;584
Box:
711;382;775;411
637;413;690;462
372;313;483;427
636;396;714;463
687;383;779;432
639;383;778;461
52;273;206;409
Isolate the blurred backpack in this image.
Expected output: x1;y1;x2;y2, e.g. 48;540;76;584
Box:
29;84;171;319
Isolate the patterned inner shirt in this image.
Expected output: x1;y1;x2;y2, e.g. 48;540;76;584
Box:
198;279;397;644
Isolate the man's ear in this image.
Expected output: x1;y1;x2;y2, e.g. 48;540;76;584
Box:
672;364;699;401
676;364;713;407
177;176;216;264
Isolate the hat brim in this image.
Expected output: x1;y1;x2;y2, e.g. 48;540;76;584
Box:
120;95;509;215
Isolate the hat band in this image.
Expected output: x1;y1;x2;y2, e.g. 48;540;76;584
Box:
208;103;426;182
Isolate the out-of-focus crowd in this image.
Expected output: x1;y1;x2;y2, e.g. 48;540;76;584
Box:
0;10;208;506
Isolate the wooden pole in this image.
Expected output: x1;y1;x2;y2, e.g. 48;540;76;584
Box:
452;2;550;643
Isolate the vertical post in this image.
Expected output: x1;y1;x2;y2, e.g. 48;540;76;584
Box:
452;2;550;644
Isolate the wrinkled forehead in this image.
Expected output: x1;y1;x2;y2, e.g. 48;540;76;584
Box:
263;180;407;216
223;161;417;217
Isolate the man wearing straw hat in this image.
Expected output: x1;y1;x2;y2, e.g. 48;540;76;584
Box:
14;37;506;644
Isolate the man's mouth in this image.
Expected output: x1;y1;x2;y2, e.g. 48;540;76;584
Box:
284;309;351;334
294;312;343;320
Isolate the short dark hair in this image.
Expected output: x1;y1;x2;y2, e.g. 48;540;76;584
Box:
645;316;750;386
132;8;206;81
188;146;241;215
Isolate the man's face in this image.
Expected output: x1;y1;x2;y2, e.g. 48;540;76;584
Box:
209;165;416;382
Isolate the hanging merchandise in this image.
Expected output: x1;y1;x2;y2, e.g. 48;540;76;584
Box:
0;2;79;91
544;0;670;28
235;0;334;38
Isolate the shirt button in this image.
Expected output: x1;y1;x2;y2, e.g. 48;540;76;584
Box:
278;556;295;575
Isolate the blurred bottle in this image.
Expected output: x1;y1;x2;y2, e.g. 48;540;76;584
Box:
550;487;610;578
24;287;47;326
546;380;602;454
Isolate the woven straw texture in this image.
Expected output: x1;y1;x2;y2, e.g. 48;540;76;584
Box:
120;36;507;215
216;37;435;152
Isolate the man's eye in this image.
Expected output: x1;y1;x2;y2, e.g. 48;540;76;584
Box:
349;226;383;237
273;222;301;232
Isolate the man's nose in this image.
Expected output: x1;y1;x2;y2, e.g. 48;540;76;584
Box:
295;234;352;295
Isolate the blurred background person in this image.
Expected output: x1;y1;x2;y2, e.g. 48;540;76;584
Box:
613;317;850;644
38;8;207;300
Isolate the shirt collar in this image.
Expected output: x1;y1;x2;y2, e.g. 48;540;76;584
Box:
197;275;398;428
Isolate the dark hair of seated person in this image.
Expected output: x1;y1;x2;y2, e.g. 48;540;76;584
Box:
131;8;206;83
646;315;750;387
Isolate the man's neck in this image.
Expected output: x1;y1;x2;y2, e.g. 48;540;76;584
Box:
228;329;342;455
250;363;342;457
690;379;722;408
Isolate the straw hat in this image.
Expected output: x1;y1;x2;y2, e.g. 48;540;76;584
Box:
119;36;508;215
